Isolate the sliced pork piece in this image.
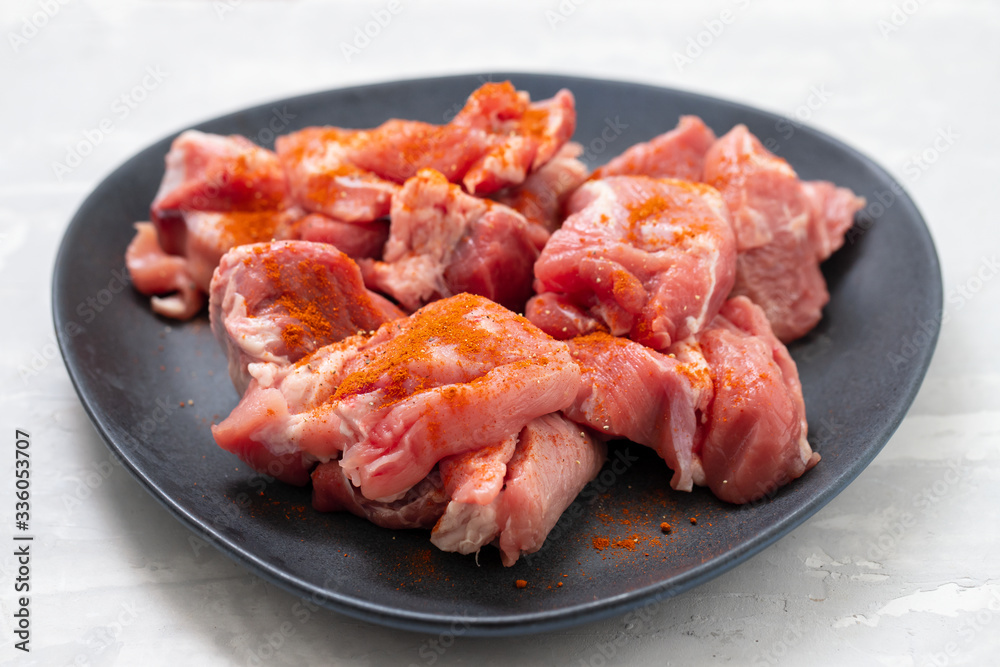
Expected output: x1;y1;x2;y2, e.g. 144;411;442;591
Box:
704;125;863;341
455;82;576;194
562;297;817;503
209;240;404;394
275;82;576;222
529;176;736;350
212;293;582;500
423;434;520;555
360;169;540;312
312;463;449;529
591;115;716;181
127;130;308;320
492;142;589;236
693;296;818;504
564;332;709;492
438;433;519;507
431;414;606;566
151;130;290;254
493;415;604;566
125;222;203;320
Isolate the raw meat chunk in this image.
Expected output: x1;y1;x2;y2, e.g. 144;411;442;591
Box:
275;127;401;223
591;115;716;181
360;169;539;312
457;82;576;194
529;176;736;350
491;415;604;565
430;414;606;566
125;222;203;320
209;240;404;394
275;82;576;222
212;293;582;500
704;125;863;341
184;209;303;288
562;297;817;503
414;435;521;554
125;209;304;320
801;180;865;262
565;332;709;492
151;130;290;254
438;433;519;507
314;433;520;532
693;296;818;503
126;130;310;320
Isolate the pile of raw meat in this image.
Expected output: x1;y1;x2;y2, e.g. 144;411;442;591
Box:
126;82;864;566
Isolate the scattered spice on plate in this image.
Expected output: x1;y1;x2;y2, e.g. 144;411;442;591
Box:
612;538;637;551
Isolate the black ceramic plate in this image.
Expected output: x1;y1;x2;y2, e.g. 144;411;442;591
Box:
54;73;941;636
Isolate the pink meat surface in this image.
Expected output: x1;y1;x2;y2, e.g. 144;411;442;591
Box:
801;180;866;261
692;296;818;503
704;125;862;342
211;293;582;500
209;240;404;395
151;130;290;254
296;213;389;259
438;433;519;507
525;292;602;339
125;222;204;320
430;414;606;566
592;115;716;181
275;82;576;222
529;176;736;350
562;297;817;503
492;142;589;235
419;435;520;555
359;169;540;312
565;332;709;492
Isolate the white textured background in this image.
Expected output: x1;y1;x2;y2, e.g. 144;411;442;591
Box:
1;1;998;665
